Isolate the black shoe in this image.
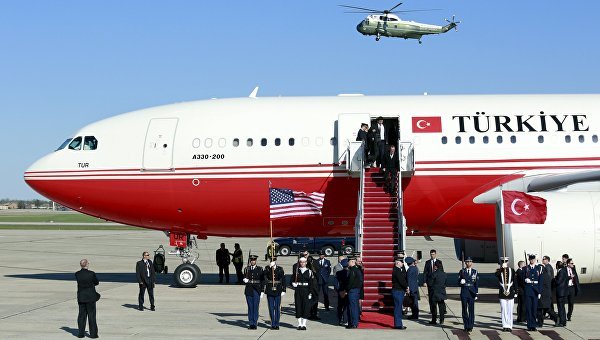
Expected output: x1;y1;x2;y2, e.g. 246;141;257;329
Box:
394;326;407;330
428;321;437;325
248;325;256;330
77;336;84;339
150;306;155;311
567;317;571;321
345;325;355;329
301;326;307;330
90;336;98;339
138;306;143;311
297;326;302;330
275;326;280;330
440;318;444;324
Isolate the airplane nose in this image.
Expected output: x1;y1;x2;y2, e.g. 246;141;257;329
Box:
24;154;58;200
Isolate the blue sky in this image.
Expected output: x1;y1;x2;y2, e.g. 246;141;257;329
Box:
2;1;600;199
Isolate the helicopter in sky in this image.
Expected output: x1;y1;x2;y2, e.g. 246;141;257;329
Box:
340;2;460;43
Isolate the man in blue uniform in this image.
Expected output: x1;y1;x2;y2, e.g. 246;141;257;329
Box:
405;257;420;319
314;250;331;311
523;254;543;331
344;256;363;329
263;256;285;330
392;257;408;329
458;257;478;333
243;255;264;329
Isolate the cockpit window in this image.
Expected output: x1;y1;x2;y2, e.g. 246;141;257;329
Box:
68;137;82;150
84;136;98;150
56;138;72;151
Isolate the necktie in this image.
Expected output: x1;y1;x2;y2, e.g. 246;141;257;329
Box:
468;269;470;276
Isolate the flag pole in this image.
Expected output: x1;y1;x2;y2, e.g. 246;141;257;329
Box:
499;188;506;261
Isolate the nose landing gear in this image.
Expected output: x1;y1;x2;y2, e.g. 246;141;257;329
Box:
159;232;202;287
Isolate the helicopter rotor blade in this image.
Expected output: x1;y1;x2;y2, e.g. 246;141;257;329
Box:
344;10;380;14
339;4;380;12
390;9;442;14
388;2;404;12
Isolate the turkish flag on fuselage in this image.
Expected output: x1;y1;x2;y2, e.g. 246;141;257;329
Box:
502;191;547;224
412;116;442;133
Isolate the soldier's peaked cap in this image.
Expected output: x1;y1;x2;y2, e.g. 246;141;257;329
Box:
249;255;258;260
465;257;473;262
528;254;537;260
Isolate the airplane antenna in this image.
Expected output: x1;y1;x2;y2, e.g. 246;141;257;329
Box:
249;86;259;98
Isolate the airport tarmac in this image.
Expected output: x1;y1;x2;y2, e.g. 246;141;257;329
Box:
0;230;598;340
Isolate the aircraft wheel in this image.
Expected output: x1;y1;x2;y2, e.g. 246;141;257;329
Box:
174;263;200;288
321;246;335;257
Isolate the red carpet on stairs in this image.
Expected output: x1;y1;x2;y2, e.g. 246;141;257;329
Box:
357;311;395;329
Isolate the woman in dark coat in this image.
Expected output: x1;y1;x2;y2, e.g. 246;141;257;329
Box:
427;263;447;325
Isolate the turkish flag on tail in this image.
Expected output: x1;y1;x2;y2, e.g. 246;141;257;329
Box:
502;191;547;224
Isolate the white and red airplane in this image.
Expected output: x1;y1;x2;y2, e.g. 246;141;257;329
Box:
24;93;600;285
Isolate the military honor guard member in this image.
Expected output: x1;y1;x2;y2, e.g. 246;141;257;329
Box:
458;257;478;333
345;255;363;329
292;256;316;330
391;257;408;329
243;255;264;330
405;256;420;319
263;256;285;330
495;257;517;332
523;254;543;331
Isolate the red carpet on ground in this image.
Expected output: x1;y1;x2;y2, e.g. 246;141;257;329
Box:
357;311;395;329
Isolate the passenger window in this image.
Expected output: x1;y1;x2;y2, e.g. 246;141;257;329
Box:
497;136;503;144
261;138;267;146
56;138;72;151
68;137;82;150
204;138;213;148
469;136;475;144
316;137;323;146
441;136;447;144
247;138;253;147
510;136;516;144
275;138;281;146
83;136;98;150
218;138;226;148
192;138;201;148
455;136;461;144
483;136;489;144
302;137;309;146
538;135;544;143
593;135;598;143
289;138;295;146
233;138;239;147
579;135;585;143
565;135;571;143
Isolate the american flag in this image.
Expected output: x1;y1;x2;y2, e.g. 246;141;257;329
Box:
269;188;325;219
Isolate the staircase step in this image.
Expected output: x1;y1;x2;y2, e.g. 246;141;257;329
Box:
364;283;393;289
364;197;398;203
363;273;393;281
362;226;397;232
363;231;398;238
361;249;396;256
363;208;397;214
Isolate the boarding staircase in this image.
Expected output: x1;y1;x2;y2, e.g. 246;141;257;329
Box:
347;141;414;311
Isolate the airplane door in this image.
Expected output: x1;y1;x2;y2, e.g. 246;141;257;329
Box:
337;113;370;164
142;118;179;170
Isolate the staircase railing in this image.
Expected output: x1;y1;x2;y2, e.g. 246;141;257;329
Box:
355;143;365;254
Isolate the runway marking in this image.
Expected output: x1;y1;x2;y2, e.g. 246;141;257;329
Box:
481;330;502;340
512;329;534;339
451;329;471;340
539;330;564;340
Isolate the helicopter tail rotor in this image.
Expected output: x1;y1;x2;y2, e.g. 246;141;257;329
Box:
444;15;461;31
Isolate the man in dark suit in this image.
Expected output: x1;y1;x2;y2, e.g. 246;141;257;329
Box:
565;258;580;321
314;250;332;311
423;249;442;322
406;257;420;319
458;257;479;333
216;243;231;283
515;260;527;323
356;123;369;167
537;255;558;327
392;257;408;329
554;261;568;326
382;144;400;194
373;116;386;167
427;262;447;325
136;251;156;311
75;259;99;339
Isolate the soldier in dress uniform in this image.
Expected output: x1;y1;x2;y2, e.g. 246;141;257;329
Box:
243;255;264;330
495;257;517;332
292;256;316;330
263;256;285;330
523;254;543;331
345;255;363;329
458;257;478;333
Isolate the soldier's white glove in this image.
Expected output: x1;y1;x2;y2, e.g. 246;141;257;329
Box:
514;294;518;298
260;292;265;299
270;262;276;268
281;292;286;296
538;294;541;299
308;294;312;300
460;279;466;284
502;263;508;268
475;296;478;300
243;278;249;283
525;278;532;284
292;282;298;287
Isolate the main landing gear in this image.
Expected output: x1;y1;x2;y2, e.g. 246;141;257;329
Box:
160;232;202;288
